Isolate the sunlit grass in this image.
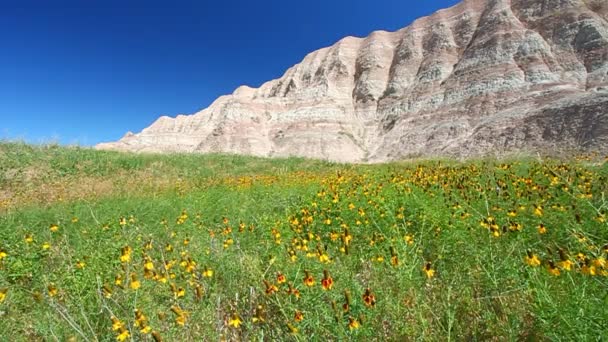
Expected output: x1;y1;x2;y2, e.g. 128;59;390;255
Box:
0;142;607;340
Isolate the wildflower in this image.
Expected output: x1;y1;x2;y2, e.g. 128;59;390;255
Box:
111;316;124;331
120;246;132;263
303;270;315;287
348;317;361;330
119;217;127;227
533;204;543;217
50;224;59;232
134;309;148;329
404;234;414;245
41;242;51;250
24;234;34;243
0;288;7;303
423;262;435;278
537;224;547;234
228;313;242;328
202;267;213;278
294;310;304;322
276;272;286;284
144;259;155;272
318;246;330;263
362;288;376;307
114;274;123;287
525;251;541;267
116;328;130;342
582;262;597;276
48;284;58;297
0;249;7;260
287;323;299;334
321;270;334;290
71;217;79;223
171;305;188;326
130;274;141;290
263;280;278;295
75;260;86;269
547;261;560;276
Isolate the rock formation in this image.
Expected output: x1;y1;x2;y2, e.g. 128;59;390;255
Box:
97;0;608;162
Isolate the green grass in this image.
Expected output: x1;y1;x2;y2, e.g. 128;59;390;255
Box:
0;142;607;341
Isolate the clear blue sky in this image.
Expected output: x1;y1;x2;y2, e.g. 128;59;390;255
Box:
0;0;460;145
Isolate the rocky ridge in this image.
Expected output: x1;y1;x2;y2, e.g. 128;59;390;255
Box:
97;0;608;162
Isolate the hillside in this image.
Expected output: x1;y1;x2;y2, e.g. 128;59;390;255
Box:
99;0;608;161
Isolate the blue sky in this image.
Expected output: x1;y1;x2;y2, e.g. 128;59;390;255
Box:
0;0;460;145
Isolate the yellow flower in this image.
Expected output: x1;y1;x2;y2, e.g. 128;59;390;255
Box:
120;246;132;263
0;249;7;260
404;235;414;245
537;224;547;234
116;328;130;341
423;262;435;279
48;284;58;297
202;267;213;278
533;204;543;217
228;313;242;328
130;274;141;290
75;260;86;269
348;317;361;330
111;316;124;331
175;314;187;326
41;242;51;250
114;274;123;287
0;288;8;302
559;260;573;271
24;234;34;243
49;224;59;232
547;261;560;276
525;251;541;267
593;258;606;268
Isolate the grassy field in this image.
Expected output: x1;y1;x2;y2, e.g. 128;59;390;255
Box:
0;142;607;341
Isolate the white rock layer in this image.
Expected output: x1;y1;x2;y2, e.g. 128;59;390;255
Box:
97;0;608;162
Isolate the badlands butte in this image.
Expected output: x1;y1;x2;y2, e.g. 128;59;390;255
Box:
97;0;608;162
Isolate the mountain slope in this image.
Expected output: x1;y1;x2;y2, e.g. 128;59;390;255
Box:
97;0;608;161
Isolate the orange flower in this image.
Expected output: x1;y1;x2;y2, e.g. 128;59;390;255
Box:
362;288;376;307
321;270;333;290
294;310;304;322
303;270;315;287
276;272;286;284
264;280;278;295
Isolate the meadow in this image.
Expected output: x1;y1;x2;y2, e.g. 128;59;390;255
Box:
0;142;607;341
